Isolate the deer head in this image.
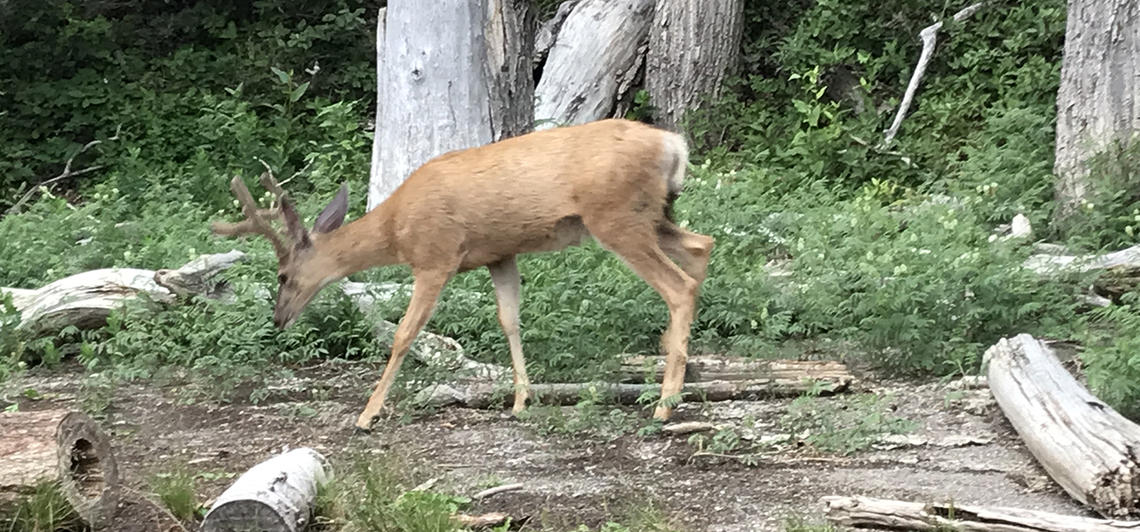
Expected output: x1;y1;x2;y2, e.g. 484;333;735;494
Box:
211;173;348;328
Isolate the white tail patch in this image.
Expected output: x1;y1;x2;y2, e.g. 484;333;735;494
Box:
660;132;689;195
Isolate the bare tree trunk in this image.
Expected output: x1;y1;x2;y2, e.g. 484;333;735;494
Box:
533;0;654;128
367;1;535;210
645;0;744;132
1053;0;1140;225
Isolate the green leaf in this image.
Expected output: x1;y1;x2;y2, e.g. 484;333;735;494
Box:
289;81;310;103
270;66;290;85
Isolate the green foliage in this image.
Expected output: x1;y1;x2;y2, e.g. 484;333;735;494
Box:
151;470;201;522
779;394;916;455
3;481;81;532
1081;291;1140;418
1056;141;1140;250
316;454;468;532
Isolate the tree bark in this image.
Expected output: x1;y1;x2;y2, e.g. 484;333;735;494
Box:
201;447;328;532
985;334;1140;518
533;0;654;129
1053;0;1140;224
823;495;1140;531
0;410;120;529
645;0;744;132
367;0;536;210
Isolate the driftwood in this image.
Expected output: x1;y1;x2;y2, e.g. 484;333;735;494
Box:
1;251;245;333
882;2;985;146
417;376;852;409
986;334;1140;518
0;409;120;528
200;447;328;532
822;495;1140;531
615;355;852;386
533;0;654;128
1024;244;1140;296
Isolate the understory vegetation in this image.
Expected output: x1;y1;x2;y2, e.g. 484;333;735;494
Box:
2;0;1139;434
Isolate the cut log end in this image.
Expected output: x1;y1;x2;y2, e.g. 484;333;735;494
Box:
0;410;120;528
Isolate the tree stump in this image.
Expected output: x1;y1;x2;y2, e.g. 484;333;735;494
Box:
0;409;120;528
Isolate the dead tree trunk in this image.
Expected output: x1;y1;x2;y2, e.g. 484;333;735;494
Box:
533;0;654;128
0;410;120;529
823;495;1140;531
986;334;1140;518
615;355;852;387
367;0;536;210
1053;0;1140;225
201;448;328;532
645;0;744;132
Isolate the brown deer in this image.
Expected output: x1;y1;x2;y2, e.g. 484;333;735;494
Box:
211;119;714;430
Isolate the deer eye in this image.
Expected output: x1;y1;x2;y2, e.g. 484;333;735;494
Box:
278;274;288;285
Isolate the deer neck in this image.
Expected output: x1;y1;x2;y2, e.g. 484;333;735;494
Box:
312;207;401;280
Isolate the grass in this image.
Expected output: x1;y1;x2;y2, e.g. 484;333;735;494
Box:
782;516;838;532
151;470;200;522
3;481;82;532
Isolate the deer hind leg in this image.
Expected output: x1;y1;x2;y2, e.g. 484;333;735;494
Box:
488;256;530;415
587;219;700;421
657;221;715;284
355;268;452;430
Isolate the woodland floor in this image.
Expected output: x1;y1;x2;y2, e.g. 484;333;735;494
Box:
4;357;1096;532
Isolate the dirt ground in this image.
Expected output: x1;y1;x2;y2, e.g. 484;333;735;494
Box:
3;359;1096;532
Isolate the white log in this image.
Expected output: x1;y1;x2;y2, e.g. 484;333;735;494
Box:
201;447;328;532
882;3;985;146
367;0;534;210
616;355;853;385
822;495;1140;531
533;0;654;129
1024;244;1140;295
1;251;244;333
985;334;1140;518
415;377;851;409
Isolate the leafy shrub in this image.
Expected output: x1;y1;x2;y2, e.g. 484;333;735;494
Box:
1081;291;1140;418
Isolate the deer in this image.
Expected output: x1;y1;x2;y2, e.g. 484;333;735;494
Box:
210;118;714;431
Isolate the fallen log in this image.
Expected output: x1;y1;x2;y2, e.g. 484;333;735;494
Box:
1024;244;1140;297
986;334;1140;518
533;0;579;70
533;0;654;128
615;355;853;386
0;409;120;529
200;447;328;532
416;376;851;409
822;495;1140;531
1;251;245;333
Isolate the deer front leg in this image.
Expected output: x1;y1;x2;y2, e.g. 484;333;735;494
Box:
488;256;530;415
355;269;451;430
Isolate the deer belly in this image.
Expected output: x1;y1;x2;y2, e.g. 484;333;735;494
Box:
519;215;590;253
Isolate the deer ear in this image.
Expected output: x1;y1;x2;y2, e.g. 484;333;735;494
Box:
279;196;312;249
313;184;348;234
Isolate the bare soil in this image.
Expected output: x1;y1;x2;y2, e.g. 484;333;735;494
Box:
2;359;1096;531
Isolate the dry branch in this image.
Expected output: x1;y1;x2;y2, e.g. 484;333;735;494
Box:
6;126;122;216
615;356;852;387
986;334;1140;518
882;3;985;146
0;409;120;529
823;495;1140;531
200;447;328;532
416;376;851;409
